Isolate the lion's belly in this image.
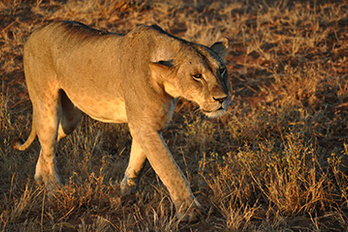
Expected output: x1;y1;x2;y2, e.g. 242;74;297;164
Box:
65;91;128;123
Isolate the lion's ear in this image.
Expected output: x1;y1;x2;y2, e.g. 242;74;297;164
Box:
210;37;229;59
149;60;175;78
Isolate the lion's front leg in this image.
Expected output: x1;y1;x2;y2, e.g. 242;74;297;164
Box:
130;128;203;221
120;138;147;196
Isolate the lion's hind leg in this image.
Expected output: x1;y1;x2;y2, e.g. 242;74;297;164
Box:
57;90;83;142
32;90;82;192
32;88;63;192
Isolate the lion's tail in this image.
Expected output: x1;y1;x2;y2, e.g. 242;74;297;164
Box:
13;121;37;151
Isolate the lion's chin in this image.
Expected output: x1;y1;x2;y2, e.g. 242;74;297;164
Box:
201;107;227;118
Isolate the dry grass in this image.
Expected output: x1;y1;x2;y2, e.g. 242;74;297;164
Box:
1;0;348;231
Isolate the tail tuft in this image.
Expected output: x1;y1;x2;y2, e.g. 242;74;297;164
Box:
12;137;25;150
12;121;37;151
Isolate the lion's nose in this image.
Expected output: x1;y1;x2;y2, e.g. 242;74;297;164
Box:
213;96;227;104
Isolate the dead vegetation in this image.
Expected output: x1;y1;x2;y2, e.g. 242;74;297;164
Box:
1;0;348;231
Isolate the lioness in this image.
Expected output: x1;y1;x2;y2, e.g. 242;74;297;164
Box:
13;21;230;221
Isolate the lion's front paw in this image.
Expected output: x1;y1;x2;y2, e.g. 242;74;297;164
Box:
120;176;138;196
176;200;205;222
179;207;205;222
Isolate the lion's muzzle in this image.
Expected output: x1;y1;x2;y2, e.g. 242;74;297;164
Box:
201;93;230;118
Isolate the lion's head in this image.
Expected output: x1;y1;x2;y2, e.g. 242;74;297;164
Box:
149;38;230;118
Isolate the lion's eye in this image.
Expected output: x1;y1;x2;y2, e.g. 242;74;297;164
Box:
192;74;203;80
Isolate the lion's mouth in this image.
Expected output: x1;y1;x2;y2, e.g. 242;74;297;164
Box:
202;106;223;113
201;106;226;118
